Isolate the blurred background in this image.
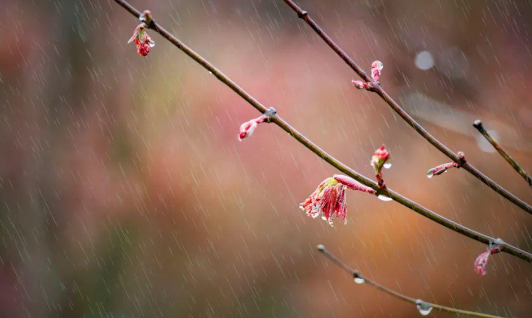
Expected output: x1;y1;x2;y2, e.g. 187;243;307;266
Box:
1;0;532;317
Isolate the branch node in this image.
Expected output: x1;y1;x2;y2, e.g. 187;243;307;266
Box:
457;151;466;167
472;119;483;130
263;107;277;122
297;10;308;18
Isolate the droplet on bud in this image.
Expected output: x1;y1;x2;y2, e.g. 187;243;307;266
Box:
377;194;392;202
383;162;392;169
354;277;365;284
416;300;433;316
426;169;435;178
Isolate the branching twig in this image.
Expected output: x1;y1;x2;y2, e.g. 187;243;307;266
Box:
473;120;532;188
112;0;532;263
281;0;532;215
317;245;509;318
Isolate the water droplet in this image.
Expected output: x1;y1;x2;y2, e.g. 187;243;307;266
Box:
209;71;213;75
377;194;392;202
416;300;433;316
354;277;365;284
426;169;434;178
383;162;392;169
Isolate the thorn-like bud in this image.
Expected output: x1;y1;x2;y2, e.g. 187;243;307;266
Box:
472;119;483;129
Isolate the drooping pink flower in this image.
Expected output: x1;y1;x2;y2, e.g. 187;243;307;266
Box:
352;80;372;91
426;162;458;178
474;246;501;276
371;61;383;82
128;23;155;57
299;175;375;226
238;115;266;141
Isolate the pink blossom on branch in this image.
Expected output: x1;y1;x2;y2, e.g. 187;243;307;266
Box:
299;175;375;226
474;246;501;276
128;23;155;56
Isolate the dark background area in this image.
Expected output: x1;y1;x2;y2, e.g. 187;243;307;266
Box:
1;0;532;317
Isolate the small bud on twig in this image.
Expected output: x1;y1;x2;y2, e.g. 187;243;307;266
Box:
371;61;383;82
427;162;459;178
371;145;391;188
238;108;276;141
474;239;503;275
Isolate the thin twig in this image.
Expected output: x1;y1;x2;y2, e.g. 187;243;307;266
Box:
473;120;532;188
317;245;509;318
112;0;532;263
281;0;532;215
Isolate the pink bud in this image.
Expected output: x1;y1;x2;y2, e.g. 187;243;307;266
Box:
371;61;383;82
238;116;266;141
474;246;501;276
426;162;458;178
352;80;372;90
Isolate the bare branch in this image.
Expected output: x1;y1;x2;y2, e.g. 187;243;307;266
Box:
317;245;510;318
473;120;532;188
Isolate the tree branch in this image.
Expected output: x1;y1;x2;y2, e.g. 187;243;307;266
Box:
281;0;532;215
112;0;532;263
317;245;509;318
473;120;532;188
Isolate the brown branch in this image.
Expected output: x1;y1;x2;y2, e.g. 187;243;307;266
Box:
281;0;532;215
112;0;532;263
317;245;509;318
473;120;532;188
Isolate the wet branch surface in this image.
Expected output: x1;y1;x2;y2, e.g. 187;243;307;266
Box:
113;0;532;263
473;120;532;188
317;245;509;318
281;0;532;215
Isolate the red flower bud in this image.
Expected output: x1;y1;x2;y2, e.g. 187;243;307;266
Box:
128;23;155;57
371;61;383;82
351;80;372;90
238;115;266;141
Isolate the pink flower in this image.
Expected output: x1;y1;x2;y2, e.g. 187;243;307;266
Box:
238;115;266;141
371;61;383;82
128;23;155;57
352;80;372;90
299;175;375;226
426;162;458;178
474;246;501;276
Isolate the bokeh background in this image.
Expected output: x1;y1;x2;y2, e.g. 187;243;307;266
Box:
2;0;532;317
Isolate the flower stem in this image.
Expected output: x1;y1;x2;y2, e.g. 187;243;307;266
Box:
280;0;532;215
473;120;532;188
317;245;510;318
112;0;532;263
